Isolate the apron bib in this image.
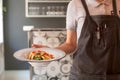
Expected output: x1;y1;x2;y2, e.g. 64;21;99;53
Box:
69;0;120;80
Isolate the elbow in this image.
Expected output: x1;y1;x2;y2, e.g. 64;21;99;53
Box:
71;43;77;52
66;42;77;54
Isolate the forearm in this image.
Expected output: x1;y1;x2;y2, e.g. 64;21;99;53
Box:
32;30;77;54
56;42;77;54
56;30;77;54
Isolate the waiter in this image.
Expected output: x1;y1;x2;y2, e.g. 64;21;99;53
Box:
32;0;120;80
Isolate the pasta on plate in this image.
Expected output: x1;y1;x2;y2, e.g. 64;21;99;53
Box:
28;50;54;60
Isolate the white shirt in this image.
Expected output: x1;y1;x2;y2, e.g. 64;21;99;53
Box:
66;0;120;40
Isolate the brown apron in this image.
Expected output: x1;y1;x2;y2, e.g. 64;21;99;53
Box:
69;0;120;80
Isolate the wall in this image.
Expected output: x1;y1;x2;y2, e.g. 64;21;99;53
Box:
0;43;4;74
4;0;66;70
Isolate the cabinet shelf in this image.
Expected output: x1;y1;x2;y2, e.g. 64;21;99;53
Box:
28;1;70;3
27;0;70;2
26;15;66;18
25;0;70;18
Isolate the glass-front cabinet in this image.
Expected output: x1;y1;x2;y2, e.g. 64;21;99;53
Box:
25;0;71;18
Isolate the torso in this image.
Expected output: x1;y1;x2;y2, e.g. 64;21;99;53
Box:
69;0;120;78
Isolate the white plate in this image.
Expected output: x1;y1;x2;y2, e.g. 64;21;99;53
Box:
13;48;66;62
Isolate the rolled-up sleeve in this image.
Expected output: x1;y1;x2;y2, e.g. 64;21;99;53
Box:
66;1;77;31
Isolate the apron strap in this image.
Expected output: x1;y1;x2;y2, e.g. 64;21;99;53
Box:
81;0;90;16
112;0;118;15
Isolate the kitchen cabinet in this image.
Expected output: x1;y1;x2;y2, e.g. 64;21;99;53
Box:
26;28;73;80
25;0;71;18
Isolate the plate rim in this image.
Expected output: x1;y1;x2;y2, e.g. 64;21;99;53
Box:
13;47;66;63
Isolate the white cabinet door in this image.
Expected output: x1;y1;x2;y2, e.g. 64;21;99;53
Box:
0;0;3;43
0;0;4;75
